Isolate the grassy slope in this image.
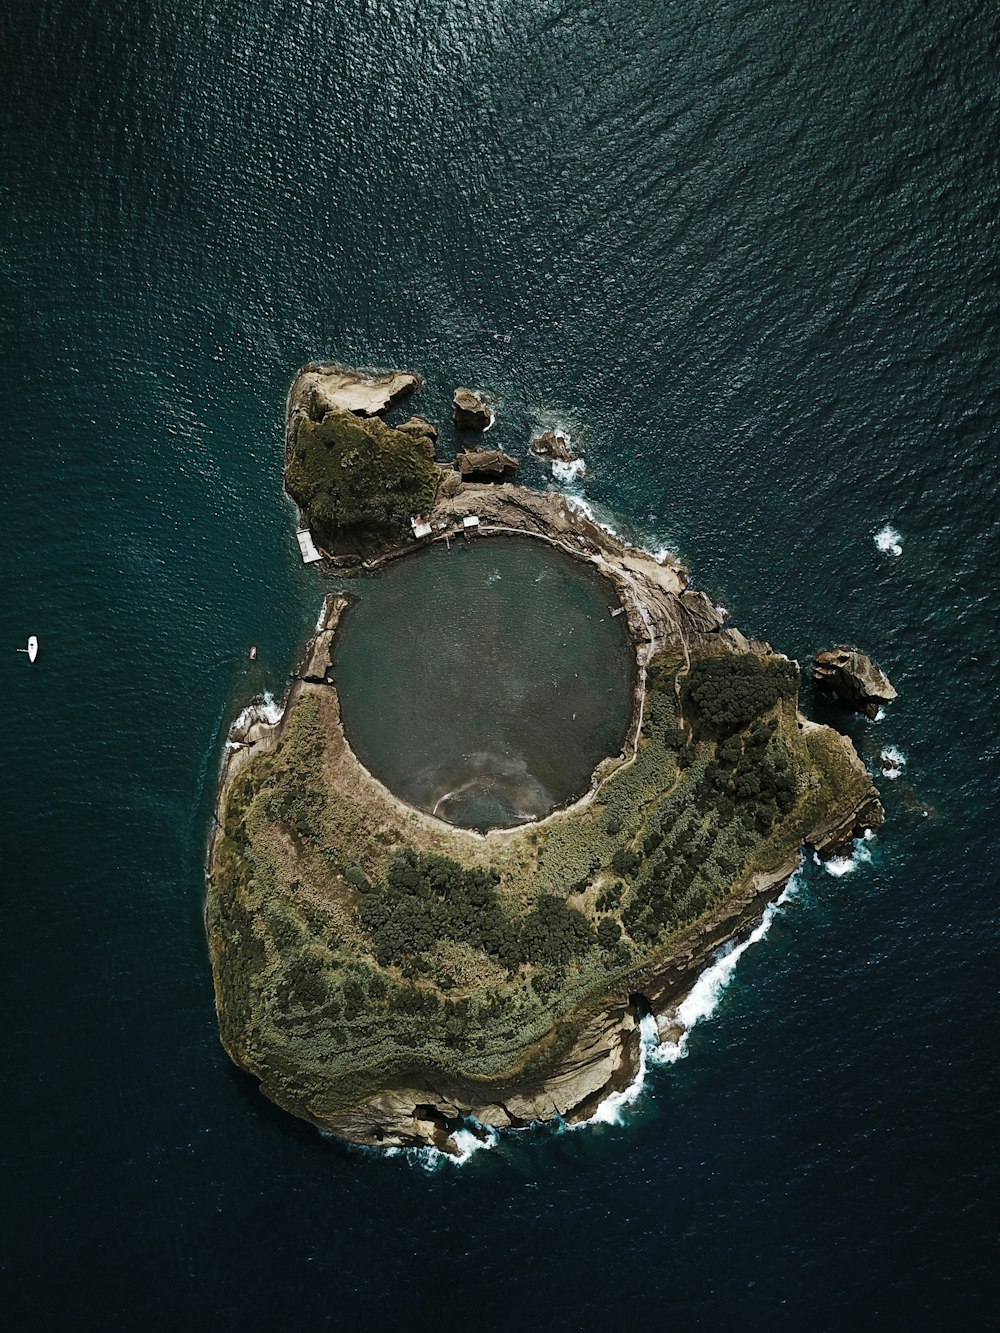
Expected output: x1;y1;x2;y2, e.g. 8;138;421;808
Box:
284;408;439;556
206;649;873;1120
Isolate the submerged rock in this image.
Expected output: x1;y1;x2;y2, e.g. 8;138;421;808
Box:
531;429;577;464
456;449;519;482
812;646;897;719
452;387;492;430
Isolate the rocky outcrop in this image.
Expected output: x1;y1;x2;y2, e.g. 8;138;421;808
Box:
305;1002;643;1153
812;647;897;719
452;387;492;430
437;469;464;499
395;415;439;458
456;449;519;482
292;363;422;420
531;429;576;464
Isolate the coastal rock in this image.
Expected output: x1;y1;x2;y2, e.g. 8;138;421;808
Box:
456;449;519;482
295;363;422;419
437;469;464;498
452;387;492;431
395;415;440;458
812;646;897;719
530;429;576;464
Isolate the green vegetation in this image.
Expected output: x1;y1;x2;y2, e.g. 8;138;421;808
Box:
285;408;439;555
207;645;873;1125
682;651;799;738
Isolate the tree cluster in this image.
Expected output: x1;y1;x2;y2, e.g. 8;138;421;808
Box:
682;652;798;738
519;894;595;970
357;851;597;977
358;849;519;970
621;719;800;945
285;411;439;555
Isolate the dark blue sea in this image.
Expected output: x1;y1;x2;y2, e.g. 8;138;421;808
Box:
3;1;998;1328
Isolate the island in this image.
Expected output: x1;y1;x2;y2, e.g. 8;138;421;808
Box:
206;364;884;1155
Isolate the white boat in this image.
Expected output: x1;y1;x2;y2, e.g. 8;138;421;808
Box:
27;635;38;663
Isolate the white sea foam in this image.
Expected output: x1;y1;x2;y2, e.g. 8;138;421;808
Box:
567;1013;660;1129
873;707;886;722
482;411;497;433
552;457;587;483
875;524;903;556
231;690;283;737
383;1122;499;1170
564;494;621;539
652;873;802;1065
879;746;907;778
818;829;875;877
259;691;283;724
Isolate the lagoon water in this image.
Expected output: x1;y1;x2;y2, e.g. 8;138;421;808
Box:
3;0;998;1328
334;539;635;829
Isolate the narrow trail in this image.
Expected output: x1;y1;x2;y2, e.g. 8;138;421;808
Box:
675;628;693;741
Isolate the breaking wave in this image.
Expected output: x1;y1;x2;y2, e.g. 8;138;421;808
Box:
880;746;907;779
875;524;903;556
385;1123;500;1171
652;872;803;1065
564;494;621;539
230;690;283;738
552;457;587;484
818;828;876;877
566;1013;660;1130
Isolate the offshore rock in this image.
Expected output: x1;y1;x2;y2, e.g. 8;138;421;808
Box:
812;646;897;719
456;449;519;482
452;387;492;430
294;363;422;420
530;429;576;464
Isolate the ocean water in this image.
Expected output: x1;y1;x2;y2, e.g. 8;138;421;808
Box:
333;537;635;828
2;1;998;1328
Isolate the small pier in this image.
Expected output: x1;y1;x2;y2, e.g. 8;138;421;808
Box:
296;529;322;564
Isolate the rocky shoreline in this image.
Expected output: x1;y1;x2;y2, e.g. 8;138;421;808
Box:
206;364;885;1156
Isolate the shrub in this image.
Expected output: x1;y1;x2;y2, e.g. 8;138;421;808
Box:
520;894;594;970
682;653;798;738
596;917;622;951
285;410;439;555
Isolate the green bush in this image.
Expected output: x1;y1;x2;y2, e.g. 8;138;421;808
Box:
285;409;439;555
520;894;594;970
596;917;622;951
683;653;798;738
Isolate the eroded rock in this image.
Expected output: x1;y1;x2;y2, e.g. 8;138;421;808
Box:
812;646;897;719
452;387;492;430
456;449;519;482
531;429;576;464
395;415;440;459
295;363;422;419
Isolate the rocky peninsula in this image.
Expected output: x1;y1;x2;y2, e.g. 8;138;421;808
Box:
206;364;884;1155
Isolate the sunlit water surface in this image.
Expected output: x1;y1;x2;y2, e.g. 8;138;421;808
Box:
3;0;998;1328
